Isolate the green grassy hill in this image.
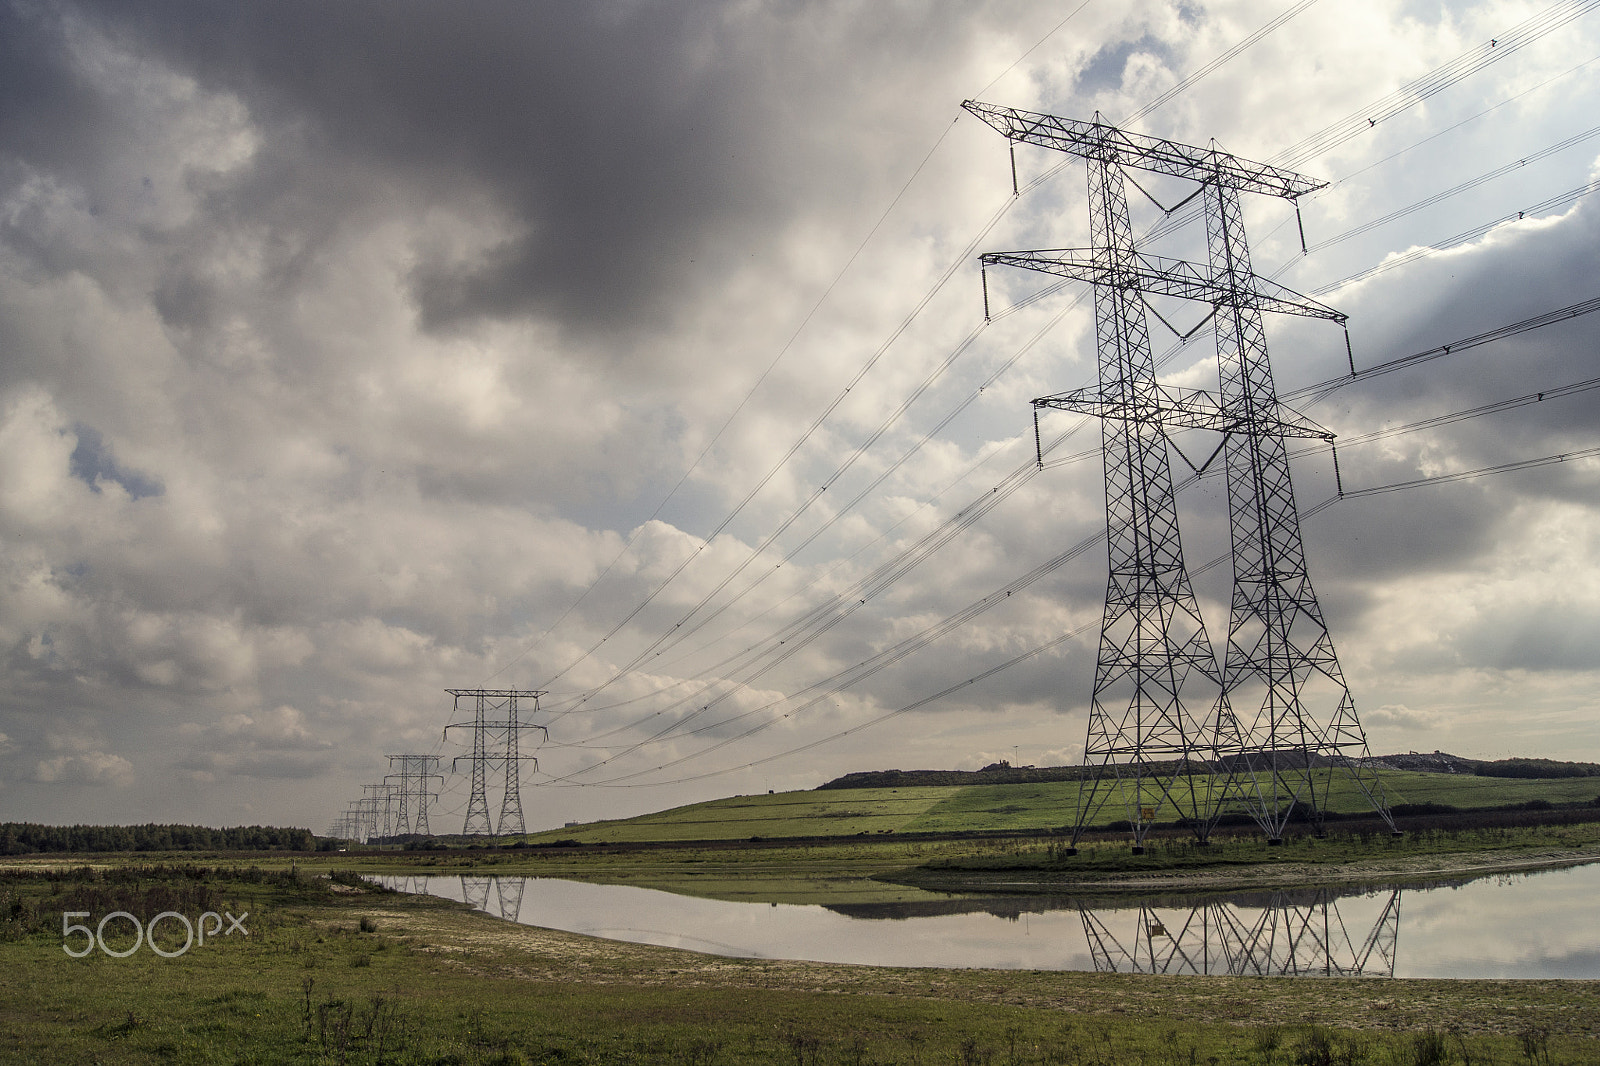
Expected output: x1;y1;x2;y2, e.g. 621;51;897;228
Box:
523;769;1600;845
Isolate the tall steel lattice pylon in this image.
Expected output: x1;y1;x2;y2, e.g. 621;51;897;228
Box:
965;100;1396;846
444;689;547;837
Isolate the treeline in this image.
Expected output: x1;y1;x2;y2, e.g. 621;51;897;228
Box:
0;822;314;855
1473;757;1600;778
819;754;1600;790
1382;753;1600;778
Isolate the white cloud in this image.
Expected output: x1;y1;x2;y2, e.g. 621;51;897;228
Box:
34;751;134;787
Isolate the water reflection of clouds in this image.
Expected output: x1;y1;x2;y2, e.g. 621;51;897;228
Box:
1393;864;1598;978
374;861;1599;979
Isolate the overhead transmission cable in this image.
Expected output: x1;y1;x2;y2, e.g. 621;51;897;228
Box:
1121;0;1324;128
1141;0;1600;246
1304;121;1600;253
550;277;1600;777
1287;294;1600;404
452;2;1592;794
521;0;1325;714
540;104;1600;752
481;85;977;691
556;427;1600;789
1279;0;1600;164
536;194;1019;711
530;131;1600;768
1290;372;1600;461
550;289;1093;709
540;9;1600;790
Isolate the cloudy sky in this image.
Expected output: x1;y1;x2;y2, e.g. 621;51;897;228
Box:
3;0;1598;834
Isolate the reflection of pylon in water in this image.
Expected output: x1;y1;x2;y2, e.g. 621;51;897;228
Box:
965;100;1396;845
459;875;492;912
494;878;526;922
1080;888;1401;977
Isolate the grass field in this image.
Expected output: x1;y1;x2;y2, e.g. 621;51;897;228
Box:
3;861;1598;1064
517;771;1600;845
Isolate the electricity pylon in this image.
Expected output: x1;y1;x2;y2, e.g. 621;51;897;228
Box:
965;101;1395;845
348;796;381;843
361;782;397;841
444;689;547;837
385;754;443;836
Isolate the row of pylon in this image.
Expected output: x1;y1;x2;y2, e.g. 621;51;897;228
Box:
327;690;545;843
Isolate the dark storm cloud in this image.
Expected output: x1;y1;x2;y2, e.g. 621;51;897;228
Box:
42;0;924;335
0;3;114;181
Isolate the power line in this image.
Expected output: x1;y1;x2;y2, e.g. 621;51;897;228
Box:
1287;294;1600;404
1121;0;1325;128
491;0;1368;711
538;208;1600;763
1275;0;1600;165
547;437;1600;792
435;0;1600;809
1305;121;1600;253
1339;446;1600;499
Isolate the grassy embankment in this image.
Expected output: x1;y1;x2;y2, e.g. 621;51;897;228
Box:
3;862;1597;1065
514;770;1600;845
400;770;1599;902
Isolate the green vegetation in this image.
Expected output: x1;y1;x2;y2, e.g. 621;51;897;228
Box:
3;862;1597;1064
901;819;1600;889
519;770;1600;846
816;756;1600;790
0;823;317;855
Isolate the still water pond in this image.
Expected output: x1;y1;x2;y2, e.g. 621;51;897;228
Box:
376;862;1600;979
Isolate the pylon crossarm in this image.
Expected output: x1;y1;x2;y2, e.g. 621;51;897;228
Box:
446;688;549;699
1034;384;1336;442
980;248;1345;322
962;100;1325;199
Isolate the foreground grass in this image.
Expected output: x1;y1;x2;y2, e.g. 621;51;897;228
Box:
2;863;1597;1064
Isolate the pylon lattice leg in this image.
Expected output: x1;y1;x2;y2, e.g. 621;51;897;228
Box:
1073;155;1225;848
462;695;494;836
1203;182;1395;837
499;696;526;836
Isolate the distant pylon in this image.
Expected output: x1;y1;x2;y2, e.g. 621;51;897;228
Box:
385;754;443;836
966;100;1394;845
361;783;396;840
444;689;547;837
349;796;381;843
